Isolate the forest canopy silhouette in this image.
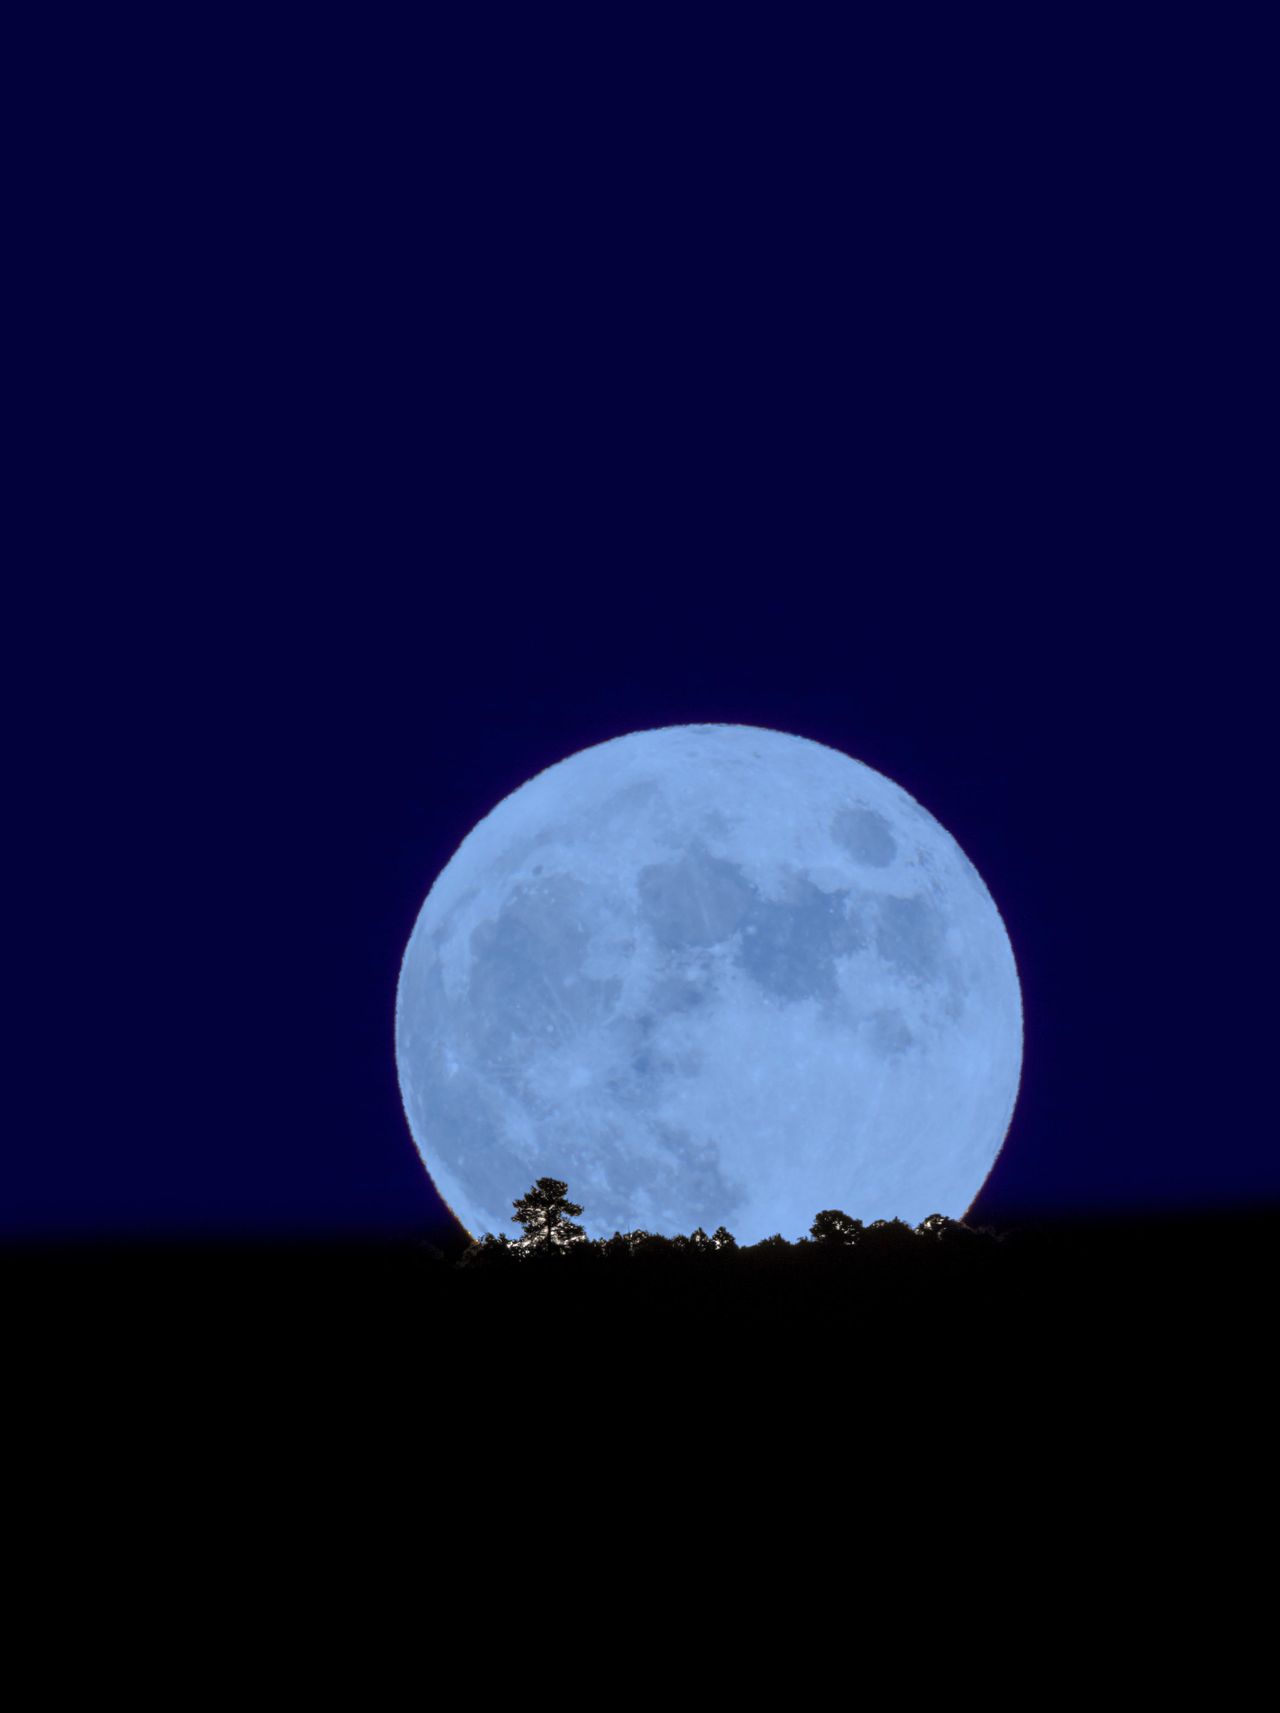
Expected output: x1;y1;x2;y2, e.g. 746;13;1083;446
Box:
454;1175;992;1269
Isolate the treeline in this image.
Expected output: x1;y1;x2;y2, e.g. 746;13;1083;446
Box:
453;1175;1001;1272
419;1178;1274;1382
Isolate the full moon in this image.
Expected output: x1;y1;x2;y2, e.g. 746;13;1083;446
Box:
396;725;1022;1244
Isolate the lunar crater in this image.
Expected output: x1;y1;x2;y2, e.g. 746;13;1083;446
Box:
832;805;898;867
637;847;756;950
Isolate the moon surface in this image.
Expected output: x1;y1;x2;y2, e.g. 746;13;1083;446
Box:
395;725;1022;1244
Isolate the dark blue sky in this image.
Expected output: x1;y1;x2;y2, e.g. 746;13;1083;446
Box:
10;18;1271;1241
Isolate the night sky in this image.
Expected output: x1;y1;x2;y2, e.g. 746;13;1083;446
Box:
10;18;1271;1245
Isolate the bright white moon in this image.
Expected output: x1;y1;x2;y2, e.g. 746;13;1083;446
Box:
396;725;1022;1244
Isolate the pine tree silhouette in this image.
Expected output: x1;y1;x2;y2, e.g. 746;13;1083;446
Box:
510;1178;586;1251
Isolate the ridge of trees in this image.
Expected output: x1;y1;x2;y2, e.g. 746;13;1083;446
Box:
454;1177;999;1270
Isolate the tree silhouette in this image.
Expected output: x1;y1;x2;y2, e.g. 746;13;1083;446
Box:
859;1217;918;1259
673;1226;714;1256
916;1214;954;1239
457;1232;515;1269
510;1178;586;1252
810;1209;864;1247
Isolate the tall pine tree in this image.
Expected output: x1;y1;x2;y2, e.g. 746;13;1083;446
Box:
510;1178;585;1251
